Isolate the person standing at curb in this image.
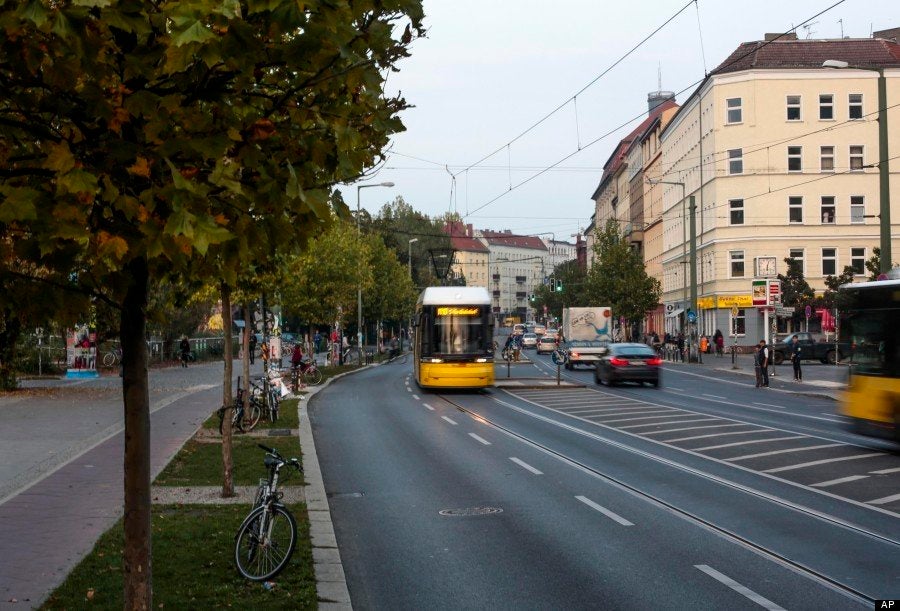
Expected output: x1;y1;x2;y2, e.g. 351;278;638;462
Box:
179;336;191;368
248;332;257;365
790;334;803;382
755;339;770;388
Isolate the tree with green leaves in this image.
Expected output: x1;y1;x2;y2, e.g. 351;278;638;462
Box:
778;257;814;308
0;2;423;605
584;219;660;336
371;196;451;288
822;267;857;311
533;259;587;322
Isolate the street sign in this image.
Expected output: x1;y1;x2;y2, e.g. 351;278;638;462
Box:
751;280;767;306
805;305;812;319
686;310;696;323
775;306;794;317
730;306;739;317
551;350;567;365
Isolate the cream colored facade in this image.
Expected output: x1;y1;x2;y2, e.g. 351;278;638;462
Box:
449;250;489;288
659;65;899;341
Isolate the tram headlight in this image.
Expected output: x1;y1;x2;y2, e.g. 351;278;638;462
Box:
475;358;488;363
427;358;444;364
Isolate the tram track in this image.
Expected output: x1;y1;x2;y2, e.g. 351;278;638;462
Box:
436;390;895;607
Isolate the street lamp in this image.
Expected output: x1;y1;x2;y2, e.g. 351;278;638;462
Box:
357;182;395;349
823;59;892;274
408;238;418;279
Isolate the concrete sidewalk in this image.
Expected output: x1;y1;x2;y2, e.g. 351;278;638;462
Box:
660;350;848;399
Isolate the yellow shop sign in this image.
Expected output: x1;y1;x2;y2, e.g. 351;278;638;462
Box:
716;295;753;308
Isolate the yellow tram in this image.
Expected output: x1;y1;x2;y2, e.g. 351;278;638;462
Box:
413;287;494;389
839;276;900;442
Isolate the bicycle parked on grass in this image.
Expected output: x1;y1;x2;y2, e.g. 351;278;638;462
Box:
102;346;122;368
289;358;323;391
218;377;262;435
234;444;302;581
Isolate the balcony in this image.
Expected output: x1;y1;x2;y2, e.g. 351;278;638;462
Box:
515;292;527;299
492;290;501;297
515;276;526;284
492;274;500;282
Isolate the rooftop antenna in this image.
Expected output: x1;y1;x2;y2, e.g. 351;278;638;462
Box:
837;19;843;38
801;21;818;39
658;63;662;90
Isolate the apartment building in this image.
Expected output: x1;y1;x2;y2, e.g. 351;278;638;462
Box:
656;32;899;343
481;231;548;323
446;222;490;288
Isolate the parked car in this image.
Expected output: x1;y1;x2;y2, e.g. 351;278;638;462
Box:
594;343;661;387
513;323;526;336
521;332;538;349
563;340;608;369
771;332;847;365
536;335;558;354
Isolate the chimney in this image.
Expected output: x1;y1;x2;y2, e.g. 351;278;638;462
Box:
467;223;473;237
764;32;797;41
647;90;675;113
873;27;900;42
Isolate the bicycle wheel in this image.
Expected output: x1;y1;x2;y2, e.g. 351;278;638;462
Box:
234;504;297;581
268;390;279;423
243;403;262;432
102;352;116;368
303;367;323;386
219;406;244;435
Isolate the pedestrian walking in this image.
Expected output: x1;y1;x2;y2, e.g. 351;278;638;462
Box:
179;336;191;368
248;332;257;365
714;329;724;357
314;330;322;354
755;339;770;388
676;332;685;362
790;334;803;382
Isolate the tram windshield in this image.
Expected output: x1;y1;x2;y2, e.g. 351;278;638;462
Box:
841;285;900;377
426;306;488;355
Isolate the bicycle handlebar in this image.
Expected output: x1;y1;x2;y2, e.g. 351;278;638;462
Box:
258;444;302;471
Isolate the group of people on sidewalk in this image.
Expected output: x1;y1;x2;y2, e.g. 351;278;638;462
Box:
754;335;803;388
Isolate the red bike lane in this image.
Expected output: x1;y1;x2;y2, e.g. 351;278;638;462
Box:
0;384;220;608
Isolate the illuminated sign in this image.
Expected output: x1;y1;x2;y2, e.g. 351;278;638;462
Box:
436;307;479;316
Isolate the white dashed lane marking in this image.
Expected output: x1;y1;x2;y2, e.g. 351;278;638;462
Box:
412;394;420;400
509;457;543;475
422;403;435;411
575;495;634;526
441;416;458;426
726;443;843;462
695;565;786;611
468;433;491;445
692;436;806;452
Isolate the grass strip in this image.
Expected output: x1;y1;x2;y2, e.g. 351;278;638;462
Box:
201;397;301;431
154;434;305;487
41;504;316;610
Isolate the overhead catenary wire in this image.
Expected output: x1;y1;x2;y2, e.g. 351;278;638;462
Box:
460;0;849;220
451;0;697;179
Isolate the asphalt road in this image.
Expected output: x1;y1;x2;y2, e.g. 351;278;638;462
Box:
310;356;899;609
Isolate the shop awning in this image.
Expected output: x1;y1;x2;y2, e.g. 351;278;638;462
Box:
665;308;684;319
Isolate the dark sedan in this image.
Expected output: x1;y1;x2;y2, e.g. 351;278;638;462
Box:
594;343;661;387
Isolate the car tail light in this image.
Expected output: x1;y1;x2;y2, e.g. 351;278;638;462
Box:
609;357;629;367
570;351;579;358
646;357;662;366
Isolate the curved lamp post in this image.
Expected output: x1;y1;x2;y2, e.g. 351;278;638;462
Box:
823;59;892;274
357;182;394;349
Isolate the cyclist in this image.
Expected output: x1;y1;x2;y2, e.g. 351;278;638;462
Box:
179;336;191;367
388;336;400;359
291;343;304;370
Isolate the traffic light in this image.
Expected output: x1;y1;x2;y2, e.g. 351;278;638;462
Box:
548;275;555;288
529;293;535;302
555;279;563;292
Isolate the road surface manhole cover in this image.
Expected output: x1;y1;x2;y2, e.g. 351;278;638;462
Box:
439;507;503;517
267;429;293;436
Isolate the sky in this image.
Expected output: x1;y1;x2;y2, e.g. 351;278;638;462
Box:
339;0;898;243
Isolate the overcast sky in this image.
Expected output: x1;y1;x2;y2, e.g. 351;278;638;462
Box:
339;0;897;243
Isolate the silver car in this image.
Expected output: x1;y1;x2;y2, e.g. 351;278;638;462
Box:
521;332;538;349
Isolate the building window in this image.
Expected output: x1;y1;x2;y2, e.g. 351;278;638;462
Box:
730;250;745;278
822;248;837;276
789;196;803;223
789;248;805;275
820;146;834;172
726;97;742;124
849;145;864;171
849;93;863;119
819;94;834;120
850;195;865;224
728;148;743;174
786;95;801;121
788;146;802;172
729;199;744;225
731;309;746;336
851;247;866;275
821;196;836;224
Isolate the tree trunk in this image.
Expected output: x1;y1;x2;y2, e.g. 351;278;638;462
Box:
221;284;235;498
121;257;152;609
0;308;22;390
